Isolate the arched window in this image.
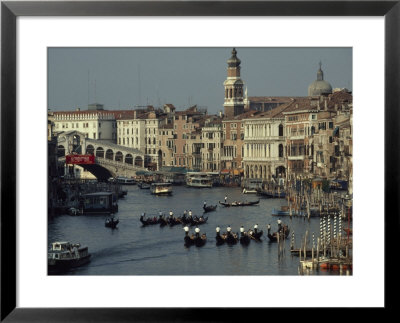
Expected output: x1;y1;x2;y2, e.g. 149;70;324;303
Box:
86;144;95;155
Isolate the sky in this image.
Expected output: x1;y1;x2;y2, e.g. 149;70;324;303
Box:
48;47;352;115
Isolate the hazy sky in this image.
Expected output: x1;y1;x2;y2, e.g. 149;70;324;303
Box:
48;47;352;114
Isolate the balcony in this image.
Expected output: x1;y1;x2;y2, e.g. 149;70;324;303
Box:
221;156;233;161
288;155;305;161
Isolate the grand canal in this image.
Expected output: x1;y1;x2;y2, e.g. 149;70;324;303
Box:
48;185;349;275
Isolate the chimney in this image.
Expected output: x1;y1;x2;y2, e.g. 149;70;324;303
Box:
134;110;137;119
324;100;328;110
76;108;80;111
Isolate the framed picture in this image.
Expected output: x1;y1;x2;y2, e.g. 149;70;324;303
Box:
1;0;397;320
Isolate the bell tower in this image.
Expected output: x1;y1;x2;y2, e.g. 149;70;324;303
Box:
223;48;244;118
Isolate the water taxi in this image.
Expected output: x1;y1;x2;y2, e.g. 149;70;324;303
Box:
48;241;91;274
186;172;213;188
115;176;136;185
150;182;173;195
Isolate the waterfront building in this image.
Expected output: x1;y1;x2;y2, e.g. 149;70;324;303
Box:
283;98;319;179
117;111;145;151
53;104;120;142
221;110;258;175
185;129;203;171
283;90;352;180
201;118;223;172
157;123;175;168
311;90;353;182
172;105;206;168
223;48;245;118
242;105;288;180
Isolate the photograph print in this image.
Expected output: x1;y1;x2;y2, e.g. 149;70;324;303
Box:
47;47;353;276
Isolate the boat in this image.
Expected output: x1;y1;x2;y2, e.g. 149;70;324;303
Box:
203;204;217;213
138;182;151;189
223;226;239;245
189;216;208;226
105;217;119;228
183;226;195;247
48;241;91;274
186;172;213;188
239;227;251;245
219;200;260;207
248;227;263;242
115;176;136;185
257;188;286;198
271;206;306;217
267;223;290;242
150;183;173;195
139;214;160;226
193;227;207;247
242;188;258;194
215;227;227;245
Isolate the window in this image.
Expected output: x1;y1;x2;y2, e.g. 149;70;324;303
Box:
329;122;334;129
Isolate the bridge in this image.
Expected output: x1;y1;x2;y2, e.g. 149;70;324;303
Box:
56;131;147;179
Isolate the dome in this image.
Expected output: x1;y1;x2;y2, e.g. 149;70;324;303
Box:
308;63;332;96
227;48;241;68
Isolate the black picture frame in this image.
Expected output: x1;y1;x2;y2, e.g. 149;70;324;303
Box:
1;1;398;321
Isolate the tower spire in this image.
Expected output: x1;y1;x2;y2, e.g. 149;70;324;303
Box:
223;48;244;118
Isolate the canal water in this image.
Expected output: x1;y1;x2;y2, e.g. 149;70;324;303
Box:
48;185;346;275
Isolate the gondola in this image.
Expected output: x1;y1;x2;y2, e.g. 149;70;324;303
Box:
158;216;168;227
239;227;250;245
183;226;195;247
218;200;260;207
226;232;239;245
267;224;290;242
189;216;208;226
215;227;226;245
192;227;207;247
248;229;263;242
194;234;207;247
139;215;159;226
167;216;182;226
203;204;217;213
105;217;119;228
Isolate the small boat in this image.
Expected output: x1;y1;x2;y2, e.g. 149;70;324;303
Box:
267;223;290;242
116;176;136;185
239;227;251;245
271;206;306;217
186;173;213;188
223;226;239;245
189;216;208;226
150;183;173;195
215;227;226;245
183;226;195;247
138;182;151;189
242;188;258;194
219;200;260;207
105;217;119;228
48;241;91;274
139;214;159;226
193;227;207;247
203;204;217;213
248;228;263;242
